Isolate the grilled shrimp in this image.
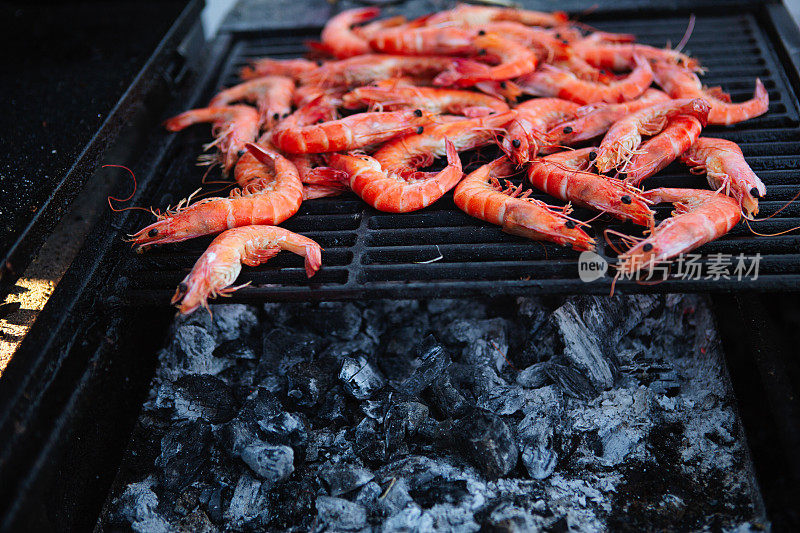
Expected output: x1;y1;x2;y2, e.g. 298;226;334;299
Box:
434;34;537;87
326;139;463;212
272;102;434;154
172;225;322;314
424;3;569;28
527;148;655;227
594;98;710;173
501;98;580;165
319;7;380;58
299;54;462;88
515;55;653;104
208;76;294;129
130;142;303;248
476;22;569;61
617;188;741;275
572;41;699;71
342;81;509;116
681;137;767;218
625;115;704;185
239;57;319;81
369;26;477;56
164;105;260;175
453;156;595;250
651;61;769;126
547;88;670;145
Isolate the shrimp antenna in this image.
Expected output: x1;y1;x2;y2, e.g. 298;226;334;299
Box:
746;187;800;223
104;164;144;213
675;14;696;53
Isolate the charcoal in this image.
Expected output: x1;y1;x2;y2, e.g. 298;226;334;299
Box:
354;481;382;510
408;478;469;508
443;317;507;347
517;413;558;480
285;359;335;409
213;339;257;361
297;302;363;340
516;362;552;389
375;477;414;516
545;363;598;401
112;477;161;526
262;328;322;371
354;417;386;463
485;502;539;532
382;504;425;532
258;411;307;447
174;486;200;516
320;463;375;496
426;503;480;531
399;335;451;396
240;443;294;486
453;410;517;478
224;474;269;529
240;388;282;421
305;428;355;464
428;373;469;418
476;384;529;415
156;420;211;493
385;401;430;454
361;391;391;422
219;418;261;454
201;485;225;524
210;304;258;341
315;496;368;531
322;333;379;362
317;389;349;426
176;509;219;533
340;355;386;400
172;325;231;375
173;375;237;424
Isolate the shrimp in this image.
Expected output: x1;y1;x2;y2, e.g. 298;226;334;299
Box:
625;115;704;185
651;60;769;126
527;148;655;227
434;33;537;87
239;57;319;81
680;137;767;218
353;15;408;41
369;26;477;56
547;88;670;145
475;22;569;62
130;142;303;248
500;98;580;165
453;156;595;250
318;7;380;58
616;188;741;276
424;3;569;28
292;84;347;108
342;82;509;117
272;104;434;154
289;153;350;199
172;225;322;314
208;76;294;129
571;41;700;71
514;55;653;104
299;55;462;88
326;139;463;212
594;98;710;173
164;105;259;175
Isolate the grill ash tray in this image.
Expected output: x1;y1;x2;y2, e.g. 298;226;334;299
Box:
122;13;800;304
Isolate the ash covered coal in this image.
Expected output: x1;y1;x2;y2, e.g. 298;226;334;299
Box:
103;296;762;531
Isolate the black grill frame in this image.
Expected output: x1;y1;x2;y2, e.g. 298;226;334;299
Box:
120;10;800;305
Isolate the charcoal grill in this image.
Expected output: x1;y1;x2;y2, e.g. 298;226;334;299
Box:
1;1;800;531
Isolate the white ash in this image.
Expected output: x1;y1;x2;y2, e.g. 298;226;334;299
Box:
105;295;762;531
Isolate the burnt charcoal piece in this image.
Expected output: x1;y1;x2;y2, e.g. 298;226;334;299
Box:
385;401;430;455
517;413;558;480
172;325;231;375
517;362;552;389
296;302;363;340
375;478;414;516
315;496;368;531
177;509;217;532
258;411;308;447
339;355;386;399
262;328;322;366
546;363;598;400
111;477;162;527
156;420;211;493
240;443;295;486
220;417;261;454
428;373;469;418
240;388;283;421
210;303;258;341
317;389;349;426
320;463;375;496
285;359;336;409
399;335;451;396
409;478;469;509
173;375;237;424
354;417;386;463
224;474;270;529
453;410;518;478
213;339;257;360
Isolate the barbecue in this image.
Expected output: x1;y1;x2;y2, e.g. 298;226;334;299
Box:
0;1;799;531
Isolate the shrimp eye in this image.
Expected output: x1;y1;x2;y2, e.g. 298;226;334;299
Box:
178;282;188;293
273;113;280;120
478;30;486;36
561;39;569;45
588;151;597;161
750;187;760;198
416;126;424;134
478;49;487;56
620;195;632;204
148;228;158;237
283;113;290;118
414;109;423;117
499;81;507;89
511;139;521;148
564;220;576;229
316;60;324;66
555;32;562;39
237;150;245;157
618;172;626;180
643;243;653;252
562;126;573;134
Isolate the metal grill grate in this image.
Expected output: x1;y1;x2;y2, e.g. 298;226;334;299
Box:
124;12;800;303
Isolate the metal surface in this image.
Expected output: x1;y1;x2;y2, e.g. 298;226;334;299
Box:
122;11;800;304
